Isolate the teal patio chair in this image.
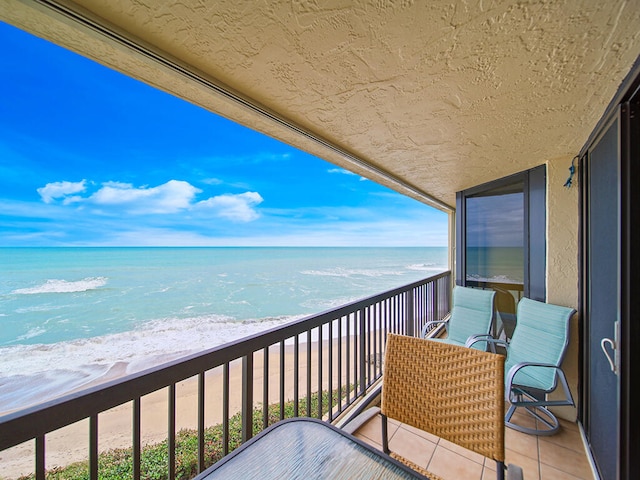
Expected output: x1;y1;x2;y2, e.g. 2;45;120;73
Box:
421;286;496;351
467;297;576;435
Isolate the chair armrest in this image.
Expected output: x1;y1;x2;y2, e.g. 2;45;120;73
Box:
465;334;508;353
506;361;575;408
421;319;448;338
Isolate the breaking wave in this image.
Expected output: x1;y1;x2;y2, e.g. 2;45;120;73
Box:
300;267;404;278
0;312;302;413
12;277;108;295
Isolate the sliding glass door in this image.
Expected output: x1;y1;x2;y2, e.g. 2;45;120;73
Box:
580;92;640;480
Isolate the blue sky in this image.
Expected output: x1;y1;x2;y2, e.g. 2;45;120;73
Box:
0;22;447;247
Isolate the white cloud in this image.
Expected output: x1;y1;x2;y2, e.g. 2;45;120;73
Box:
196;192;263;222
88;180;201;214
62;195;85;205
327;168;368;181
201;177;223;185
35;178;266;222
37;180;86;203
328;168;355;175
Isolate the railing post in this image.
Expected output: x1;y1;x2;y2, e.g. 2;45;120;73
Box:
447;274;453;317
133;397;141;480
406;290;415;337
306;330;312;416
197;372;205;472
242;353;254;442
89;414;98;480
168;385;176;480
359;308;366;396
433;279;438;323
223;363;230;454
35;435;45;480
294;336;300;416
279;341;285;420
262;347;269;429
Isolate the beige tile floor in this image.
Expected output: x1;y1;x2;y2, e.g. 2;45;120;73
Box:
351;409;595;480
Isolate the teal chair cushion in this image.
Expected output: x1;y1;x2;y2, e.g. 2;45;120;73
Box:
441;286;495;349
506;297;575;391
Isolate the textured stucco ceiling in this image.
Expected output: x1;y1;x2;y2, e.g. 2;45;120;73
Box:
2;0;640;210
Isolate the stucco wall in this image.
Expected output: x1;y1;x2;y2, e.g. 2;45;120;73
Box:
546;155;580;421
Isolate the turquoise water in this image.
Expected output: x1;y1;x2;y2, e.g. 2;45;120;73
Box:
0;247;447;411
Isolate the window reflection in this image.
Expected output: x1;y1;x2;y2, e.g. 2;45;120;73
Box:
465;182;524;338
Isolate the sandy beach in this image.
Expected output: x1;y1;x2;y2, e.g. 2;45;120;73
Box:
0;340;361;479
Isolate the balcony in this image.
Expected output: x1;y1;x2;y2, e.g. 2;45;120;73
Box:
0;271;593;479
350;406;593;479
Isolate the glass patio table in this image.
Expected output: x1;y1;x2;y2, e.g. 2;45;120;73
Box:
193;417;430;479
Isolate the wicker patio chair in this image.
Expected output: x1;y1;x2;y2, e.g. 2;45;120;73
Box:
381;334;522;480
421;286;496;351
466;297;576;435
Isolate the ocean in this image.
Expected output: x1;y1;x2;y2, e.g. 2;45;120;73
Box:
0;247;447;413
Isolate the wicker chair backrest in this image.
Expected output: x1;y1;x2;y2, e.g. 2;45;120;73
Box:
381;334;505;462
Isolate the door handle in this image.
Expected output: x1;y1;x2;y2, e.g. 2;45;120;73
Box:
600;320;620;375
600;338;617;374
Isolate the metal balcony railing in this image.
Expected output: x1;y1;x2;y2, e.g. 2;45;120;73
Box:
0;271;451;480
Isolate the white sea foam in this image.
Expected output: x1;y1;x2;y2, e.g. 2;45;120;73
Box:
300;296;362;310
15;304;68;314
15;326;47;341
12;277;108;295
300;267;403;278
406;263;438;271
0;312;302;412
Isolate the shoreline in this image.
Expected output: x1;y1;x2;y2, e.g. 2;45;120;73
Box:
0;340;350;479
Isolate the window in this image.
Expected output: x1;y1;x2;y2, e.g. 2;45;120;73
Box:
456;166;546;337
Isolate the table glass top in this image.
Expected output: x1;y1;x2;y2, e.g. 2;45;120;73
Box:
200;419;425;479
